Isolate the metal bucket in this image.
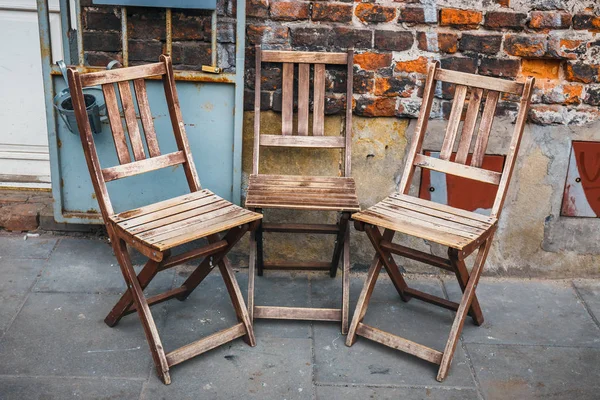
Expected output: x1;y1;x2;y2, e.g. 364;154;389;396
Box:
53;61;106;135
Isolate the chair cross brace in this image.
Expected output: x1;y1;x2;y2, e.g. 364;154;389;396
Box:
248;210;352;333
346;221;495;382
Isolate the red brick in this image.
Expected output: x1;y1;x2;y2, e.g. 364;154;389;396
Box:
355;3;397;24
374;77;415;97
529;11;572;29
521;59;561;80
459;33;502;54
172;12;211;41
504;35;547;57
584;86;600;106
246;25;288;45
417;32;458;53
312;2;353;23
290;27;332;49
354;52;392;71
484;11;526;30
355;97;397;117
0;203;40;231
85;51;123;67
547;35;587;59
374;30;413;51
171;41;211;66
128;39;163;62
395;56;429;74
573;13;600;32
399;6;436;24
84;10;121;31
440;56;477;73
332;27;372;49
353;70;374;94
564;62;600;84
127;9;165;40
479;58;520;78
83;32;121;52
247;0;268;18
439;8;482;29
270;1;309;21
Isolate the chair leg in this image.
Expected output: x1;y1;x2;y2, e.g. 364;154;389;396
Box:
346;253;383;346
114;238;171;384
330;212;350;278
105;257;162;327
218;258;256;347
363;225;411;302
437;237;493;382
256;213;264;276
341;222;351;334
248;226;257;322
448;248;484;326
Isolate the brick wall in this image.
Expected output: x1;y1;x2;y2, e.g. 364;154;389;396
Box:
246;0;600;125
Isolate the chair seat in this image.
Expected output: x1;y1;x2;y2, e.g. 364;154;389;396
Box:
352;192;497;250
245;174;360;212
110;189;262;252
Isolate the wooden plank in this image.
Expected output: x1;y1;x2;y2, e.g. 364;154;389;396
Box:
297;63;310;136
341;219;350;334
384;196;492;229
250;174;356;184
124;286;188;316
281;62;294;136
102;83;131;164
440;85;468;160
254;306;342;321
80;62;166;87
262;223;339;234
491;77;535;217
449;248;484;325
456;88;483;164
262;261;331;271
133;78;160;157
344;50;354;177
260;134;345;148
111;190;213;222
471;90;500;168
404;287;461;312
330;212;349;277
390;193;496;224
435;68;523;95
356;323;443;365
117;80;146;161
160;240;228;270
248;186;357;194
245;201;360;212
102;151;185;182
253;45;262;175
398;61;439;194
261;51;347;64
414;154;502;185
312;64;326;136
380;240;453;271
166;323;246;367
247;192;359;202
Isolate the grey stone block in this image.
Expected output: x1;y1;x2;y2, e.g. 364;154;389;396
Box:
0;376;143;400
443;278;600;347
0;258;44;333
0;234;57;259
315;385;480;400
467;344;600;400
573;279;600;324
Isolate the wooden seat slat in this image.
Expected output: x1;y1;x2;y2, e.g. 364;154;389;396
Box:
390;193;496;223
111;190;214;222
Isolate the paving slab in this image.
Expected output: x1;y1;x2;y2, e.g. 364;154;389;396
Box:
443;278;600;347
0;292;162;379
0;258;44;333
0;376;144;400
313;280;476;388
35;238;174;295
0;234;57;259
315;385;480;400
573;279;600;325
142;337;313;399
467;343;600;400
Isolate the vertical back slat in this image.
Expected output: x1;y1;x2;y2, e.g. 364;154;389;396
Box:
281;62;294;136
471;90;499;168
313;63;326;136
297;64;310;136
133;79;161;157
102;83;132;164
455;88;483;164
117;80;146;161
440;85;468;160
253;46;262;175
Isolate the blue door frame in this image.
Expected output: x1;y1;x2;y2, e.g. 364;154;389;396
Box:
36;0;245;224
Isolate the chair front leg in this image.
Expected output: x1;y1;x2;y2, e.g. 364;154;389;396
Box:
437;236;493;382
449;248;484;326
330;212;350;278
341;220;350;334
113;238;171;384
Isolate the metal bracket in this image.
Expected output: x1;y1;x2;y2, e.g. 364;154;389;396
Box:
202;65;221;74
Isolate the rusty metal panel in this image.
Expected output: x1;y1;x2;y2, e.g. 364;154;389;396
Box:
561;141;600;218
419;151;505;214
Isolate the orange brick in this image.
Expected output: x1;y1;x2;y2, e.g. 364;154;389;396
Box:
439;8;482;28
395;56;429;74
356;97;397;117
521;59;560;80
354;52;392;71
563;84;583;105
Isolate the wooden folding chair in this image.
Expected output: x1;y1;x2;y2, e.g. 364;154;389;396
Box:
246;47;359;333
346;62;534;381
66;55;262;384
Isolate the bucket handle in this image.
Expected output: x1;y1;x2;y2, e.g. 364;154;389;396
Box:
56;60;69;89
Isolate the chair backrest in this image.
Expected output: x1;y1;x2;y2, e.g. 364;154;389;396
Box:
67;55;201;221
253;46;354;177
398;61;535;219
